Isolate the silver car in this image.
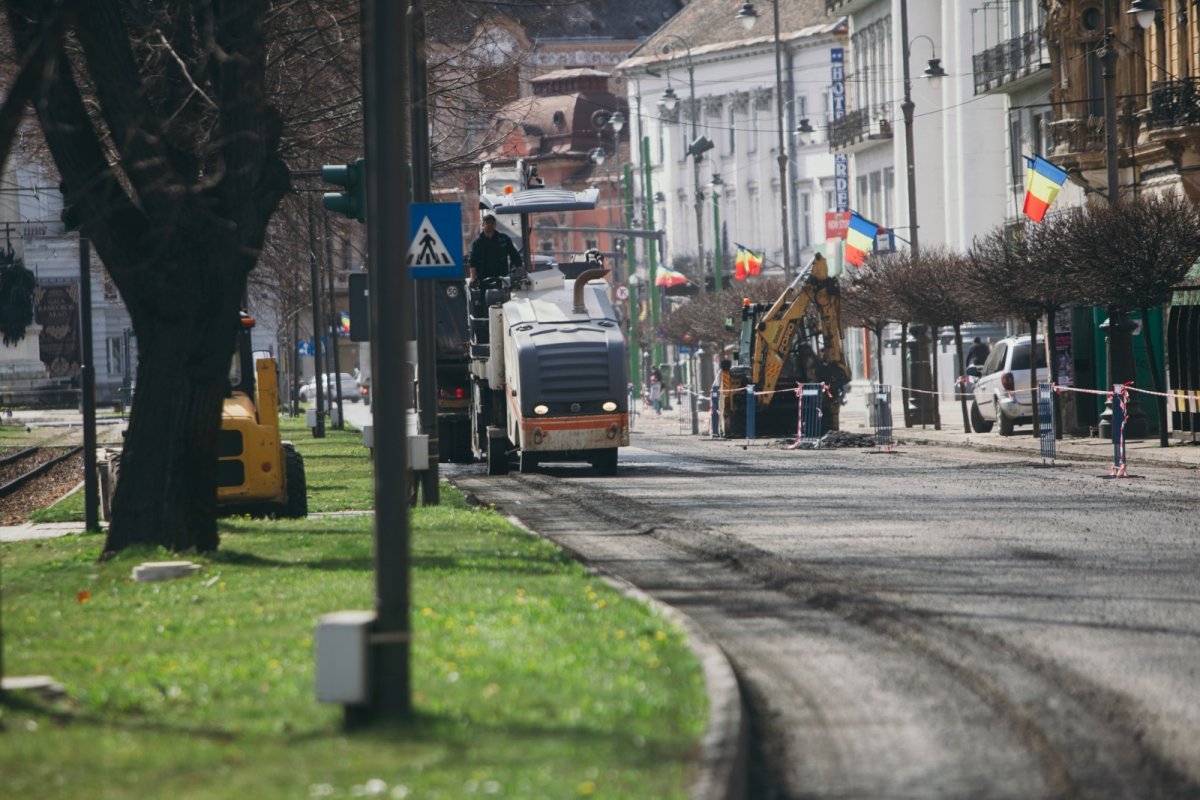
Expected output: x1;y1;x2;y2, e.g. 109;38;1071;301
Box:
970;336;1049;436
299;372;361;403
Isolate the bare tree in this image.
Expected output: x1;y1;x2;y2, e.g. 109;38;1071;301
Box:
5;2;290;554
841;262;896;387
1063;194;1200;445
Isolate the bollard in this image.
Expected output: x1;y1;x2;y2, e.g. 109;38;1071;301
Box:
1111;384;1128;477
690;390;699;435
746;384;756;440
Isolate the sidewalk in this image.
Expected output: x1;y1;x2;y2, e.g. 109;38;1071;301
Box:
631;387;1200;470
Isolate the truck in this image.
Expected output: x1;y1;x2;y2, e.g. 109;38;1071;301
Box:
433;278;474;462
719;252;851;439
100;312;308;520
469;163;629;474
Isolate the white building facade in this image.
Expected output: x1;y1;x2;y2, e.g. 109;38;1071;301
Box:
619;20;849;287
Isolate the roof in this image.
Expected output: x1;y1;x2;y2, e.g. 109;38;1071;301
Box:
425;0;685;43
619;0;845;72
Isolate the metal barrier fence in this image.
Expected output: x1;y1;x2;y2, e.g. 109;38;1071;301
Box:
798;384;823;446
1037;382;1056;463
870;383;894;451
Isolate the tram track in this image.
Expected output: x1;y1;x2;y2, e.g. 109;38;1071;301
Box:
0;446;85;522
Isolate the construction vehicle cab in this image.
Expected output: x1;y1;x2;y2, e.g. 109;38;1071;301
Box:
719;252;850;438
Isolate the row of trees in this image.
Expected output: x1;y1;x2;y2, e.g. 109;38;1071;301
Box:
649;195;1200;442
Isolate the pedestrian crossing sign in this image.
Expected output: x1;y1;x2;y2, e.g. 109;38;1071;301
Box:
407;202;463;279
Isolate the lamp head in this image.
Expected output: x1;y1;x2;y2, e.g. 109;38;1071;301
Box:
735;1;758;30
589;147;606;166
609;111;625;133
796;118;815;146
660;86;679;112
1128;0;1160;29
924;58;946;82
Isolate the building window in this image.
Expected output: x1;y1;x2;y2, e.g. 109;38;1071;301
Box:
856;176;869;213
883;168;895;225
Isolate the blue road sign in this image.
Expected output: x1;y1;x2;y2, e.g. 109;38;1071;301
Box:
407;202;464;279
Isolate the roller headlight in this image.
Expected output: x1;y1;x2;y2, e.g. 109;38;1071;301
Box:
602;401;618;412
534;404;549;415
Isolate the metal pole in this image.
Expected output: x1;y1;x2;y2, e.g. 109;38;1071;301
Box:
900;0;919;258
409;0;440;505
772;0;792;279
687;59;706;294
642;135;663;365
78;237;100;532
362;0;411;721
308;194;326;438
712;184;723;291
324;214;345;430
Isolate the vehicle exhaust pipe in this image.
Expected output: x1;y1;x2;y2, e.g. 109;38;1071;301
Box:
573;268;610;314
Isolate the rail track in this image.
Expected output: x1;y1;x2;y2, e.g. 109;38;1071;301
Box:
0;446;84;501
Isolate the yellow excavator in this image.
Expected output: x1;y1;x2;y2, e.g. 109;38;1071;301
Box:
719;252;850;438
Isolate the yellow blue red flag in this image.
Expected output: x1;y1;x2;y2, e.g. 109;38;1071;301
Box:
1022;155;1068;222
845;212;879;267
733;243;763;281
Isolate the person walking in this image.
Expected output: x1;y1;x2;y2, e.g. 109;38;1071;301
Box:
649;370;662;416
468;213;522;284
966;337;990;366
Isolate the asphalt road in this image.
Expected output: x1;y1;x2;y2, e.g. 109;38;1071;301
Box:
448;427;1200;800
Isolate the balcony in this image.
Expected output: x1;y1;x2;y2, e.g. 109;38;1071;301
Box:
1146;78;1200;131
972;29;1049;95
828;107;892;151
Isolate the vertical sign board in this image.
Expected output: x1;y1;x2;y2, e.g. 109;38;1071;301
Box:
407;202;464;280
831;48;849;213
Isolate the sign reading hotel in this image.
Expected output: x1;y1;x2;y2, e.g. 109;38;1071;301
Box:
831;48;849;212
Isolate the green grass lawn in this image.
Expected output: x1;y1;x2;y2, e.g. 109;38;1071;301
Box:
1;417;708;799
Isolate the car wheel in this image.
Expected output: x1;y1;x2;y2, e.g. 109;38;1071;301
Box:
997;401;1015;436
970;401;993;433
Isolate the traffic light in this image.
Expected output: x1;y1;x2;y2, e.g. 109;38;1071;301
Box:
322;158;366;223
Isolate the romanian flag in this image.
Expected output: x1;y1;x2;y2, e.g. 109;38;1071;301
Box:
845;212;879;267
657;268;686;287
338;311;351;336
1022;155;1068;223
733;243;763;281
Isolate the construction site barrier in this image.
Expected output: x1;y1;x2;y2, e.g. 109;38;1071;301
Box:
870;384;895;451
797;383;823;446
1037;382;1056;463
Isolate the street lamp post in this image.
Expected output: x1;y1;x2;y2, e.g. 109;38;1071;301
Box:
896;0;945;428
736;0;792;280
1096;0;1158;438
657;37;711;293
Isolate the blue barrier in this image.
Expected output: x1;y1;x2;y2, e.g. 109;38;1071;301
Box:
871;384;894;451
799;384;823;446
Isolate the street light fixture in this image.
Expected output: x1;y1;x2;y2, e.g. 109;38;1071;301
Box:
1128;0;1160;29
657;36;709;293
796;118;815;146
734;0;793;279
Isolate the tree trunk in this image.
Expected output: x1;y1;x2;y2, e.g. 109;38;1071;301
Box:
930;324;941;431
1141;306;1169;448
954;323;969;433
874;324;885;390
1045;308;1062;439
104;291;243;555
1029;316;1040;438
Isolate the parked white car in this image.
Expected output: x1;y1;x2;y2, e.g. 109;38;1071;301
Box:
970;336;1049;436
299;372;361;403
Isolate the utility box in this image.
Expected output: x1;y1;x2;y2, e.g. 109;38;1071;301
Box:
315;610;375;704
408;433;429;470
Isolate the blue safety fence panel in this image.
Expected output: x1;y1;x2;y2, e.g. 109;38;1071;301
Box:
1038;382;1056;463
799;384;823;445
871;384;894;450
